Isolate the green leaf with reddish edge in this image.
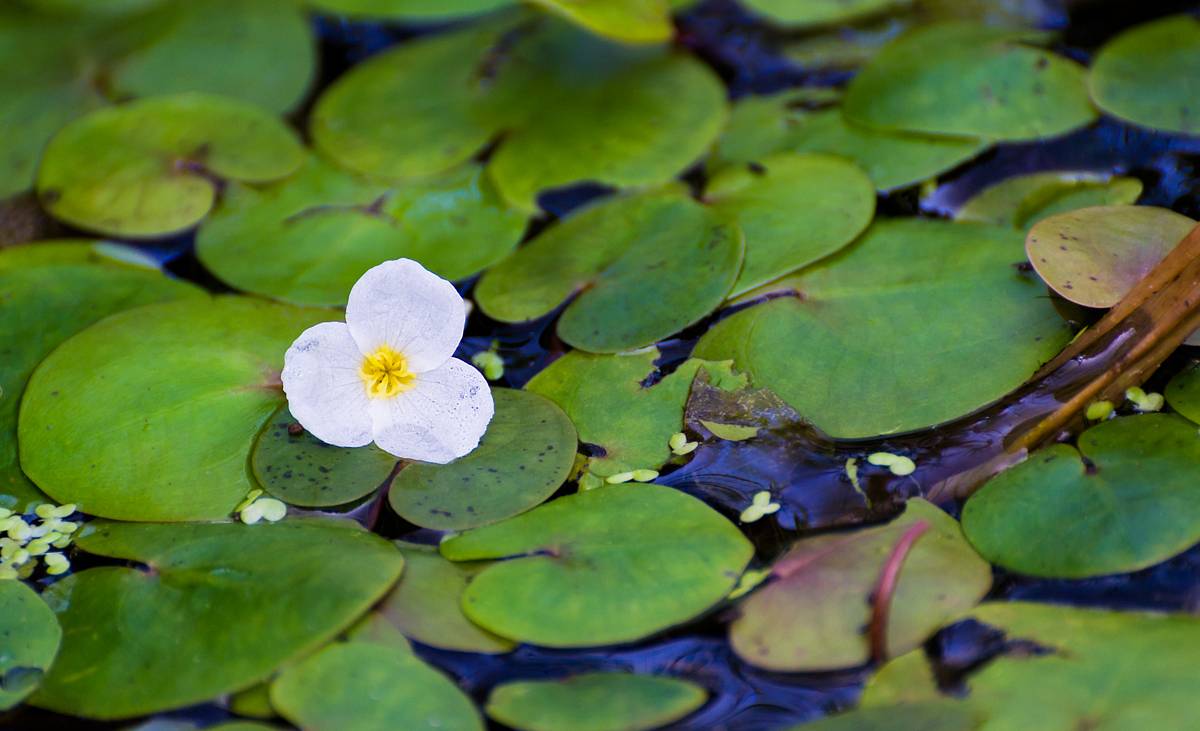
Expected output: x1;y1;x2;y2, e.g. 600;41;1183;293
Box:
251;403;398;508
19;296;330;521
1090;14;1200;136
441;484;753;647
1025;205;1196;308
844;23;1096;141
197;156;526;306
271;641;483;731
730;499;990;672
36;93;304;238
32;519;403;720
486;672;707;731
705;152;875;296
957;172;1143;230
0;580;61;711
378;543;515;654
694;218;1073;438
963;414;1200;578
525;349;744;477
476;188;743;353
528;0;672;43
0;241;203;512
389;388;576;530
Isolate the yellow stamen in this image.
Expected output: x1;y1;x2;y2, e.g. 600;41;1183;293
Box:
360;346;415;399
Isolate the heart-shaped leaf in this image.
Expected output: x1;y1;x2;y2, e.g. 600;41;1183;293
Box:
0;581;61;711
957;172;1143;230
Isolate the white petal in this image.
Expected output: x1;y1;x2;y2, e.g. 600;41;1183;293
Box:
281;321;373;448
345;258;466;373
369;358;494;464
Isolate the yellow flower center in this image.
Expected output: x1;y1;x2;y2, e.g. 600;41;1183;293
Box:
360;346;415;399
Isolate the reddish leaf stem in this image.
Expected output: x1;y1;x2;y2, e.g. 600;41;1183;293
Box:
868;520;932;664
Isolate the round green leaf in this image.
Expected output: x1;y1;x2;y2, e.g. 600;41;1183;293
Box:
1025;205;1196;309
0;242;203;511
956;172;1143;230
19;296;329;521
441;483;753;647
307;0;512;20
963;414;1200;578
476;188;743;353
730;499;991;672
528;0;672;43
270;641;483;731
783;703;978;731
0;580;61;711
389;388;576;530
36;93;304;237
844;23;1096;141
1090;14;1200;135
33;519;404;719
705;152;875;296
251;403;397;508
695;218;1073;438
378;543;515;654
525;350;744;477
1166;361;1200;425
486;672;707;731
197;157;525;305
740;0;909;28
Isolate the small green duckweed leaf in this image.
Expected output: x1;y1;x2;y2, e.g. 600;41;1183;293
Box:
252;403;397;508
37;93;304;237
312;16;726;212
1165;361;1200;424
862;602;1200;730
307;0;512;20
33;519;403;720
740;0;909;28
1090;14;1200;135
528;0;673;43
389;388;576;530
378;543;515;654
695;218;1073;438
0;580;61;711
198;157;525;306
730;499;990;671
441;484;753;647
0;242;203;512
526;350;744;477
963;414;1200;578
477;189;743;352
486;672;707;731
271;641;483;731
701;420;759;441
1026;205;1196;309
705;152;874;296
19;297;329;521
957;172;1143;230
845;23;1096;141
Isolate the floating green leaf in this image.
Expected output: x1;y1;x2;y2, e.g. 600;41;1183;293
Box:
377;543;515;654
37;93;304;237
731;499;990;671
957;172;1143;230
33;519;403;719
1025;205;1195;308
528;0;673;43
844;23;1095;141
525;349;743;477
307;0;512;20
477;189;742;352
1165;361;1200;425
198;157;525;306
0;242;203;511
862;602;1200;730
389;388;576;530
740;0;909;28
19;296;328;521
251;403;397;508
441;484;753;647
963;414;1200;578
0;581;61;711
1090;14;1200;136
486;672;707;731
272;640;482;731
312;16;726;212
705;152;874;296
783;703;978;731
695;218;1072;438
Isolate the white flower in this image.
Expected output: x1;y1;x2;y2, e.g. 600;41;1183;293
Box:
282;259;494;464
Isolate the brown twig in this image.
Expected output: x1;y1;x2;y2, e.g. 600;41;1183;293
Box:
868;520;932;664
